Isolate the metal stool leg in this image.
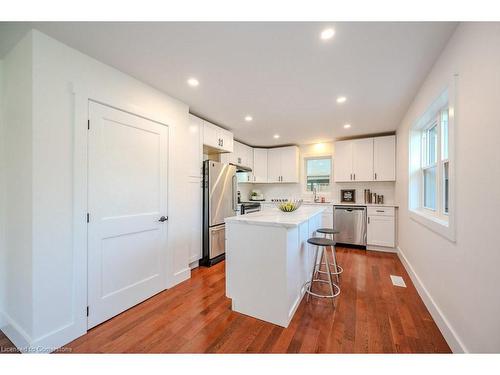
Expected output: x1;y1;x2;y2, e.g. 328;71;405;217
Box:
307;245;319;302
323;249;336;305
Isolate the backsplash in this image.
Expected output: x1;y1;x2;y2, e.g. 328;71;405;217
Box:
238;181;395;204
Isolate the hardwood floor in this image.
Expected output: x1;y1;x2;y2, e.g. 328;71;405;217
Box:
61;248;451;353
0;331;19;354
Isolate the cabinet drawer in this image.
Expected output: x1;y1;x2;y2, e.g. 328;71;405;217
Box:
367;207;395;217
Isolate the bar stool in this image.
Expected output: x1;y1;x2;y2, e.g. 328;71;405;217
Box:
315;228;343;284
305;237;340;303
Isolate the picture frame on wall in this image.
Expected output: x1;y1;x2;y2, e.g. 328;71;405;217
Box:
340;189;356;203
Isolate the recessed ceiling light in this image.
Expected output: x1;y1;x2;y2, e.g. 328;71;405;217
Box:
320;28;335;41
343;124;351;129
244;115;253;122
336;96;347;104
273;134;280;139
187;77;199;87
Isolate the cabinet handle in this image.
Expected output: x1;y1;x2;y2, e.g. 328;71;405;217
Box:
374;172;377;180
368;217;370;224
350;173;352;180
353;173;355;180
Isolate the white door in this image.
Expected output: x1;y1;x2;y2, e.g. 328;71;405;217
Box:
373;136;396;181
253;148;268;183
352;138;374;181
88;102;169;329
333;141;353;182
267;148;282;183
280;146;299;183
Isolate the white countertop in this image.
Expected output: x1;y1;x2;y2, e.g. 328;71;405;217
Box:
225;206;325;228
253;200;398;208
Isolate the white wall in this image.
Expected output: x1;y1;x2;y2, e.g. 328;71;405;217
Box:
239;141;396;204
1;30;196;350
0;32;34;346
395;23;500;353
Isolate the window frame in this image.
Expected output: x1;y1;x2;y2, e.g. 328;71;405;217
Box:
408;77;456;242
304;155;333;192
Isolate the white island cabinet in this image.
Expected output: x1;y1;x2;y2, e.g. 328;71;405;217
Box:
225;206;325;327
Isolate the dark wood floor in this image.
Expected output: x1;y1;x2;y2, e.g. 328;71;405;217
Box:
1;248;451;353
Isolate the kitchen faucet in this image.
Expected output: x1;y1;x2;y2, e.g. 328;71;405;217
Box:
313;185;319;203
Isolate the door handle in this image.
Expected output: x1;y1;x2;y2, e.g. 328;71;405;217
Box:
158;216;168;222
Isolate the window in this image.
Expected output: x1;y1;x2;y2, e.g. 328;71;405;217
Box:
305;157;332;192
409;85;455;241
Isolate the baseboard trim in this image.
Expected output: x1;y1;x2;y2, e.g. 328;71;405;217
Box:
172;267;191;286
0;310;86;353
0;310;31;353
397;246;467;353
366;245;397;253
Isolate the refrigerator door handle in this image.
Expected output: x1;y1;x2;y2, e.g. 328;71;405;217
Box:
232;174;238;212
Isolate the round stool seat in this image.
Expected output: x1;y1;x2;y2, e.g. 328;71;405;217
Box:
307;237;336;247
317;227;339;235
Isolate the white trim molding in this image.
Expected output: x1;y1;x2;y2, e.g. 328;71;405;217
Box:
397;246;467;353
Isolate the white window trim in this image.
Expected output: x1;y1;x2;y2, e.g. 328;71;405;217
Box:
301;152;334;195
408;75;457;242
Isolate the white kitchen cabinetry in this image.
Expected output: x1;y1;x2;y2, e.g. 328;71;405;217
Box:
351;138;374;181
373;136;396;181
334;135;396;182
267;146;299;183
221;141;253;169
201;117;233;153
320;205;334;228
267;148;282;183
367;207;395;249
333;140;353;182
187;115;203;263
253;148;268;183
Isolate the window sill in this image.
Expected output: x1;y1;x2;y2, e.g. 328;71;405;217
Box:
409;208;456;242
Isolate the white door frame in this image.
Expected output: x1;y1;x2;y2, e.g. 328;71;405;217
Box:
71;83;173;340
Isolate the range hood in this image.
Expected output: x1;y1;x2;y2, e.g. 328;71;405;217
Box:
230;163;252;173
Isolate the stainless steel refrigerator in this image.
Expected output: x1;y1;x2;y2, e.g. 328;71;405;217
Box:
201;160;238;266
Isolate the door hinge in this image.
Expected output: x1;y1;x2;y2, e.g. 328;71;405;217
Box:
87;213;90;223
86;306;89;317
87;120;90;130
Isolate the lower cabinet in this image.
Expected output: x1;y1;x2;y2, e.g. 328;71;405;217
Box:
367;207;395;248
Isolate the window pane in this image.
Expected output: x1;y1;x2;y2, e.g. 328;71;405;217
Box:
427;125;437;165
424;166;436;210
306;158;331;191
441;109;449;160
443;161;449;214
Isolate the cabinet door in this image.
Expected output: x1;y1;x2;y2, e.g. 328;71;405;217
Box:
367;215;395;247
333;141;353;182
218;128;234;153
267;148;281;183
253;148;268;183
373;136;396;181
203;120;219;149
280;146;299;183
352;138;374;181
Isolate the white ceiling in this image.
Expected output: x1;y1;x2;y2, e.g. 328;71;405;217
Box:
0;22;457;146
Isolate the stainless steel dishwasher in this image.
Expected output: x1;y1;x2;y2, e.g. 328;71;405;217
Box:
333;206;367;246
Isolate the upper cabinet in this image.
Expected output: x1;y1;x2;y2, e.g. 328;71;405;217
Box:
253;148;268;183
351;138;374;181
267;146;299;183
200;116;233;153
220;141;254;169
334;135;396;182
373;136;396;181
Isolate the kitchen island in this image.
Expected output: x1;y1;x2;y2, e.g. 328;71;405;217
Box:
225;206;325;327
